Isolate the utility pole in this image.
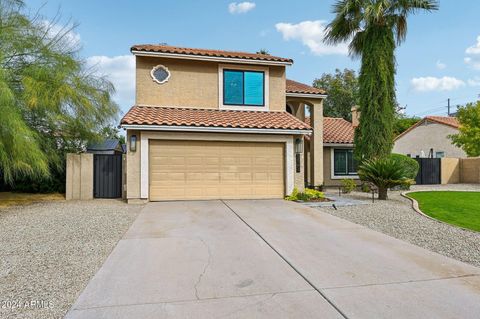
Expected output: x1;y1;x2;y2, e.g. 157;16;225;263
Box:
447;98;451;116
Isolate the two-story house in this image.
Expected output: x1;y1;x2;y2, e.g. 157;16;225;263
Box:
120;45;328;202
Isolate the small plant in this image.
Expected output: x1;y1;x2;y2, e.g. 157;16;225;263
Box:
361;183;371;193
285;188;325;201
358;157;413;200
341;178;356;193
285;187;300;201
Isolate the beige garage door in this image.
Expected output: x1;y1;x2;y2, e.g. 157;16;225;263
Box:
149;140;284;200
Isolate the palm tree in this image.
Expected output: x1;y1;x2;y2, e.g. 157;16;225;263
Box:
325;0;438;161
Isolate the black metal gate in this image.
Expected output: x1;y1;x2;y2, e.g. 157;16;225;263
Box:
93;154;123;198
415;158;441;185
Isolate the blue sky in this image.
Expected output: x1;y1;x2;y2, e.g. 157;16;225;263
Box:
29;0;480;118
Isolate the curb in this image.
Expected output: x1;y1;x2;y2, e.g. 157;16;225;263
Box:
401;190;480;233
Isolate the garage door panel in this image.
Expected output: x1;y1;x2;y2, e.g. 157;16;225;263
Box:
149;140;284;200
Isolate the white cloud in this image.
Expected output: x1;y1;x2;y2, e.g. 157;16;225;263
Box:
86;55;135;112
465;56;480;70
228;2;256;14
436;60;446;70
468;76;480;87
466;35;480;55
275;20;348;56
411;76;466;92
464;35;480;70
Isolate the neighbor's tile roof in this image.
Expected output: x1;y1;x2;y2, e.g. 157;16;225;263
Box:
394;116;460;141
304;117;354;144
121;106;311;131
425;116;460;128
131;44;293;64
286;79;326;95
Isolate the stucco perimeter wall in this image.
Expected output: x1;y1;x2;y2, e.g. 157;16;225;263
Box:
440;157;480;184
125;130;303;202
460;158;480;184
135;56;286;111
440;158;460;184
66;153;93;200
393;122;466;158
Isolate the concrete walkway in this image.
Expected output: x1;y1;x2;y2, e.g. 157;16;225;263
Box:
67;200;480;318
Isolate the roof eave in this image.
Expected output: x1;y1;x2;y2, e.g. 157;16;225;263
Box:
131;50;293;66
120;124;311;135
286;92;327;99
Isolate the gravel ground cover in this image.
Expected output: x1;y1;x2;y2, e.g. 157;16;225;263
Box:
0;200;142;319
318;184;480;268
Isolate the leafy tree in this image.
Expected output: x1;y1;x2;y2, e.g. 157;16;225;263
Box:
313;68;359;121
393;114;420;136
325;0;438;161
449;101;480;156
0;0;119;186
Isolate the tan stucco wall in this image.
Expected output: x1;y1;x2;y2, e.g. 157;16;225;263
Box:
125;130;302;201
441;158;460;184
66;153;93;200
460;158;480;183
126;130;141;200
135;56;286;110
393;122;466;158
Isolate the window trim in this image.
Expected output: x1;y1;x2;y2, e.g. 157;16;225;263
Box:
218;64;269;111
330;148;359;179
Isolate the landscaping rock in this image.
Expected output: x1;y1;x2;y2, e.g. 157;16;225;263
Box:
318;184;480;268
0;200;141;319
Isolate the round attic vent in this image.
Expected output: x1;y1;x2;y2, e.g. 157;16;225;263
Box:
150;65;171;84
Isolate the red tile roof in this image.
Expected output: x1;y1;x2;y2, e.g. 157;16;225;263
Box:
121;106;311;131
286;79;326;95
131;44;293;64
394;116;460;141
425;116;460;128
304;117;354;144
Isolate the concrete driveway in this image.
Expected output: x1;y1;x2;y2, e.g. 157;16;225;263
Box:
67;200;480;319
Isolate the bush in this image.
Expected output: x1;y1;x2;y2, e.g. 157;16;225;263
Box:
389;153;419;180
341;178;356;193
358;157;413;200
361;183;371;193
286;188;325;201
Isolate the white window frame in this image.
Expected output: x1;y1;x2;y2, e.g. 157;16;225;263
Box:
218;64;269;111
331;148;359;180
150;64;171;84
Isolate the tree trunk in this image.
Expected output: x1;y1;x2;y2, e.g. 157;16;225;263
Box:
378;187;388;200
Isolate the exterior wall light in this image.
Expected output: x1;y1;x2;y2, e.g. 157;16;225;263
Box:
130;135;137;152
294;138;303;154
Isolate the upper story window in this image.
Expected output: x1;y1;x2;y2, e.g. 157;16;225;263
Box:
223;69;264;106
151;65;171;84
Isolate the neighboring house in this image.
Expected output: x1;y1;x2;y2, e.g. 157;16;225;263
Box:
120;45;328;202
87;139;125;155
393;116;465;158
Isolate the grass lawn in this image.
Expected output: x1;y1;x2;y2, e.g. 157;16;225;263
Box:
0;192;64;208
408;191;480;232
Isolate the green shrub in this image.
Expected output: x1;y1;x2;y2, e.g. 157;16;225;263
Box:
341;178;356;193
389;153;419;180
361;183;371;193
358;157;413;200
286;188;325;201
